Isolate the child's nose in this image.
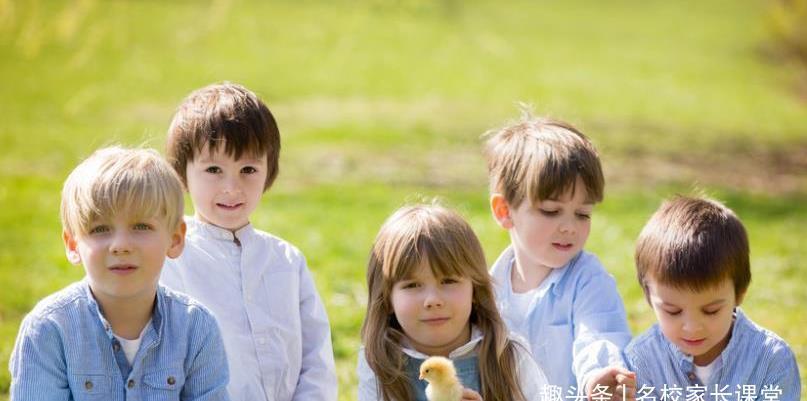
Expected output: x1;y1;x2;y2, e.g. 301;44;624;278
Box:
109;232;132;255
423;290;444;309
559;217;576;234
682;318;703;334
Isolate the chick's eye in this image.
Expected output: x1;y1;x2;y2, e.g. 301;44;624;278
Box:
205;166;221;174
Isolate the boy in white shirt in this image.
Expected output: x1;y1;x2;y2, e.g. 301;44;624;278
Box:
161;82;337;401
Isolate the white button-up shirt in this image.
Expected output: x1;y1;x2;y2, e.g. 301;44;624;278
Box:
357;328;548;401
161;217;337;401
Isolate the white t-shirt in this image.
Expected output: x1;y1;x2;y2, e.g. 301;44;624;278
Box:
112;319;151;364
693;355;722;384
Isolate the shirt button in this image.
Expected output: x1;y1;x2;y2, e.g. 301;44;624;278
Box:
688;372;696;380
167;376;176;385
113;343;121;352
127;379;135;389
84;380;93;390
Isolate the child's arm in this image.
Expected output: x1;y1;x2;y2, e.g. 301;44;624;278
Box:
571;266;632;396
763;345;801;401
9;315;71;401
512;340;549;401
180;311;230;401
291;260;338;401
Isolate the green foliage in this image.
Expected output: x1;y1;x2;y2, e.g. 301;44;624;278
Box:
0;1;805;400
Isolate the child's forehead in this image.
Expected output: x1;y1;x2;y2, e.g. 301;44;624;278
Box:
195;143;266;163
647;275;734;300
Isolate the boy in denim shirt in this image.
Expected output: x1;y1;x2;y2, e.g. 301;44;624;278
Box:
626;196;800;400
9;146;229;401
485;111;635;399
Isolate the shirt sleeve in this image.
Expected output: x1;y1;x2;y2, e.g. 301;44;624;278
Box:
514;340;549;401
181;310;230;401
571;264;633;391
291;256;338;401
356;348;382;401
9;314;71;401
764;344;801;401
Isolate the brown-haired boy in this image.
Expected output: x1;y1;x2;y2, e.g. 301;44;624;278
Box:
161;82;337;401
486;110;635;400
626;196;800;400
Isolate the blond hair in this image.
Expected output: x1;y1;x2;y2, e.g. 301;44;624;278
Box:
484;107;604;208
61;146;184;235
361;204;526;401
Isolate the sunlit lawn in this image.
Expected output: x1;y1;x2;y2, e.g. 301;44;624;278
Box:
1;1;805;400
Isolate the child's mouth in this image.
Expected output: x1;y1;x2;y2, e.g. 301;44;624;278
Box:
552;242;573;251
420;317;450;326
108;265;138;275
682;338;706;347
216;202;244;210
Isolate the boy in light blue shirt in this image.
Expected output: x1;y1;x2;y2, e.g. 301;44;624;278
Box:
9;146;229;401
626;196;800;401
484;111;635;400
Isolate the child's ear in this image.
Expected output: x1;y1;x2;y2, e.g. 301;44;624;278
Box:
490;194;513;229
166;221;187;259
62;230;82;265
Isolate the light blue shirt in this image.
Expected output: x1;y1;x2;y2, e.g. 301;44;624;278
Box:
625;308;801;401
161;217;337;401
490;247;632;393
9;280;229;401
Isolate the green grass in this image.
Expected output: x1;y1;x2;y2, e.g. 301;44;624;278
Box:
1;1;805;400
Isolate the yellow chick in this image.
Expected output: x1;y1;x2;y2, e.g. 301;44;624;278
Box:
419;356;464;401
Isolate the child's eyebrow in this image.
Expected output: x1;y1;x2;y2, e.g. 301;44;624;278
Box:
701;299;727;308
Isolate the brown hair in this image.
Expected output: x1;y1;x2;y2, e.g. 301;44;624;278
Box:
61;146;185;235
166;82;280;190
484;107;604;208
361;204;526;401
635;195;751;299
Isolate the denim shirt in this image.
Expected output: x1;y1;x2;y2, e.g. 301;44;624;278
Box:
9;280;230;401
490;247;632;392
625;308;801;401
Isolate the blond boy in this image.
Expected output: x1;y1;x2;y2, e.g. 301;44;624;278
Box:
485;112;635;400
10;147;229;401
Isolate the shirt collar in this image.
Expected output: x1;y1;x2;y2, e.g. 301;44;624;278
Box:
82;279;165;343
503;246;580;297
187;215;254;243
401;326;483;360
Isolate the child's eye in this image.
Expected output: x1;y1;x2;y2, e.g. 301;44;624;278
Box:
441;277;459;285
575;213;591;220
539;209;559;216
664;309;682;316
89;225;110;234
703;308;721;316
133;223;153;231
241;166;258;174
401;282;420;290
205;166;222;174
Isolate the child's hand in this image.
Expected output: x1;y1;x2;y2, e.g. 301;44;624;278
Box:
461;388;483;401
585;366;636;401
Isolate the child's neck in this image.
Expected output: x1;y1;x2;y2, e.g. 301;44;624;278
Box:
94;290;156;340
510;255;552;293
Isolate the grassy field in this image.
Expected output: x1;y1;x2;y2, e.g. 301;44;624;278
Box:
1;1;805;399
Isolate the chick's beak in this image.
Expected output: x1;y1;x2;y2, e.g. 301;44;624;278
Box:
419;372;424;380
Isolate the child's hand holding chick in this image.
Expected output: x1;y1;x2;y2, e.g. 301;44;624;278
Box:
420;356;483;401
